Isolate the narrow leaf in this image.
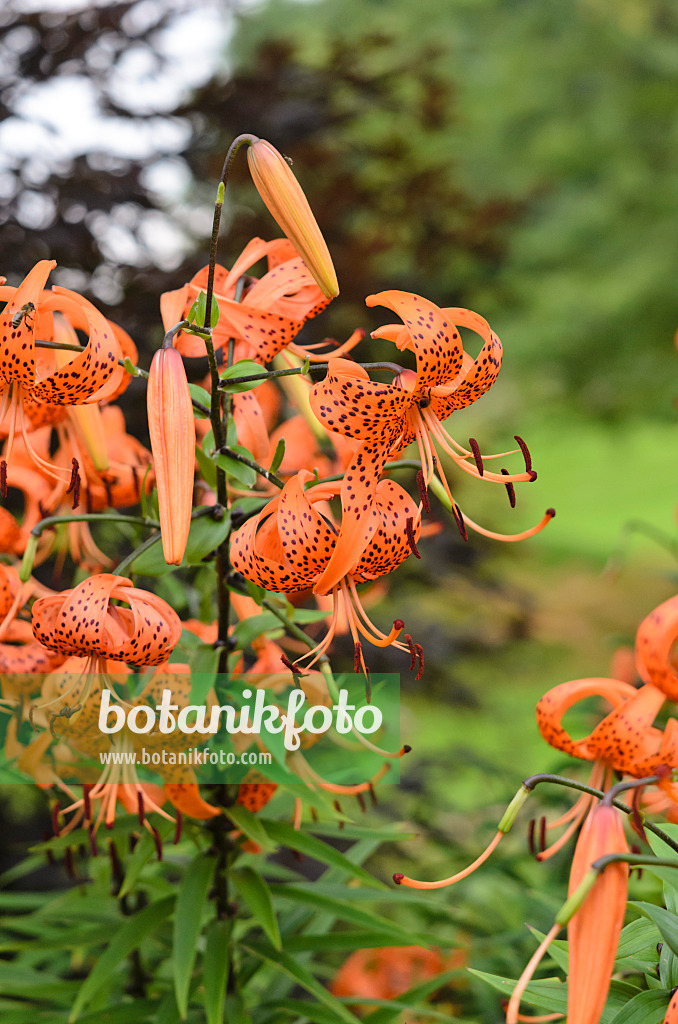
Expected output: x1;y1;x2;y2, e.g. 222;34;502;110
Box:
261;820;387;887
173;854;217;1017
203;918;230;1024
232;867;281;950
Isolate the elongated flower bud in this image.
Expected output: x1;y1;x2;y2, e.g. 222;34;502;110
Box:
567;802;629;1024
247;138;339;299
147;342;195;565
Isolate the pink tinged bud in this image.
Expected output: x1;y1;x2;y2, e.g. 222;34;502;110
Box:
567;803;629;1024
147;344;195;565
247;139;339;299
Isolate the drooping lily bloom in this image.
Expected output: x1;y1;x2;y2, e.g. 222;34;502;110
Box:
230;470;423;678
32;574;182;667
161;238;350;364
0;261;123;486
310;291;553;593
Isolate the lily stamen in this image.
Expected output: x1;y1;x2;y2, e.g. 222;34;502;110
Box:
393;830;504;889
469;436;484;476
405;516;421;558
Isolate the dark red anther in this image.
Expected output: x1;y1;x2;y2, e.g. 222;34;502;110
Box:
71;471;81;509
527;470;538;482
64;847;76;879
129;833;139;853
405;634;417;671
151;826;163;861
368;783;378;806
310;806;318;823
51;801;61;837
405;516;421;558
527;818;536;856
393;872;404;885
38;499;49;518
0;459;6;499
403;744;412;754
501;469;516;508
66;457;79;494
546;508;556;519
469;437;484;476
137;790;145;826
354;641;362;674
85;487;93;513
103;477;114;507
109;839;122;880
414;643;424;682
514;435;532;473
539;815;547;853
356;792;366;813
394;619;404;630
88;826;98;857
451;503;468;541
174;810;183;845
131;464;140;496
83;784;92;822
333;800;344;826
416;469;431;513
281;654;299;673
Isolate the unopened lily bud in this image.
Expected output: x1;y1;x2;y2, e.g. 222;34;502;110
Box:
567;802;629;1024
247;138;339;299
147;342;195;565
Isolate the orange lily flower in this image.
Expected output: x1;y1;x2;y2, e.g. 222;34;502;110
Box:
309;290;552;592
230;470;423;677
161;238;334;361
0;261;122;487
32;573;182;668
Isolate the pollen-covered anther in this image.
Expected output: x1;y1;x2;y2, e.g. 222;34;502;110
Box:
514;435;533;473
469;437;484;476
281;654;303;674
137;790;146;826
452;503;469;541
405;633;417;671
416;469;431;513
354;641;362;674
66;457;81;510
88;827;98;857
152;826;163;861
174;810;183;845
83;785;92;823
51;801;61;837
0;460;6;500
405;516;421;558
414;642;424;681
501;468;516;508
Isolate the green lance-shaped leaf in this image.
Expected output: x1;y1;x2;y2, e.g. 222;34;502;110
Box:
231;867;281;950
261;820;387;888
203;918;231;1024
184;509;231;564
242;942;362;1024
69;895;175;1021
630;901;678;958
214;448;258;487
220;360;267;392
607;988;675;1024
226;805;277;854
173;853;217;1018
269;438;286;473
187;290;220;332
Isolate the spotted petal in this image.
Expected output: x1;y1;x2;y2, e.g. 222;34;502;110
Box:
366;290;464;390
535;678;637;760
352;479;421;581
0;260;55;388
635;595;678;700
430;308;503;418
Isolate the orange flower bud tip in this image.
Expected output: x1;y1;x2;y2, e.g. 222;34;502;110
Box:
247;138;339;299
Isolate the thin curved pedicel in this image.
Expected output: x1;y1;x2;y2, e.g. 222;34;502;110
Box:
310;291;544;593
31;573;182;668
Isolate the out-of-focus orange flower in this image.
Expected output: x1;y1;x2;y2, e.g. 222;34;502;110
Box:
331;945;463;1005
230;470;423;678
247;138;339;299
310;291;552;592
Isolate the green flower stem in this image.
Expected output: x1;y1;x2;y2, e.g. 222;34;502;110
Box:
260;598;317;650
113;505;220;577
521;772;678;855
219;446;284;489
20;512;161;580
218;360;405;389
592;852;678;872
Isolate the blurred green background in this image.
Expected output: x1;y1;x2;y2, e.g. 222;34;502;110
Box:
2;0;678;1017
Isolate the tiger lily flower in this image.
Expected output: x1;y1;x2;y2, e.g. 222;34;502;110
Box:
310;291;552;593
247;138;339;299
230;470;424;679
0;261;122;489
32;573;181;670
161;238;351;364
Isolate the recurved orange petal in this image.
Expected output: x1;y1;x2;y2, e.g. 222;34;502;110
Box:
635;595;678;700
